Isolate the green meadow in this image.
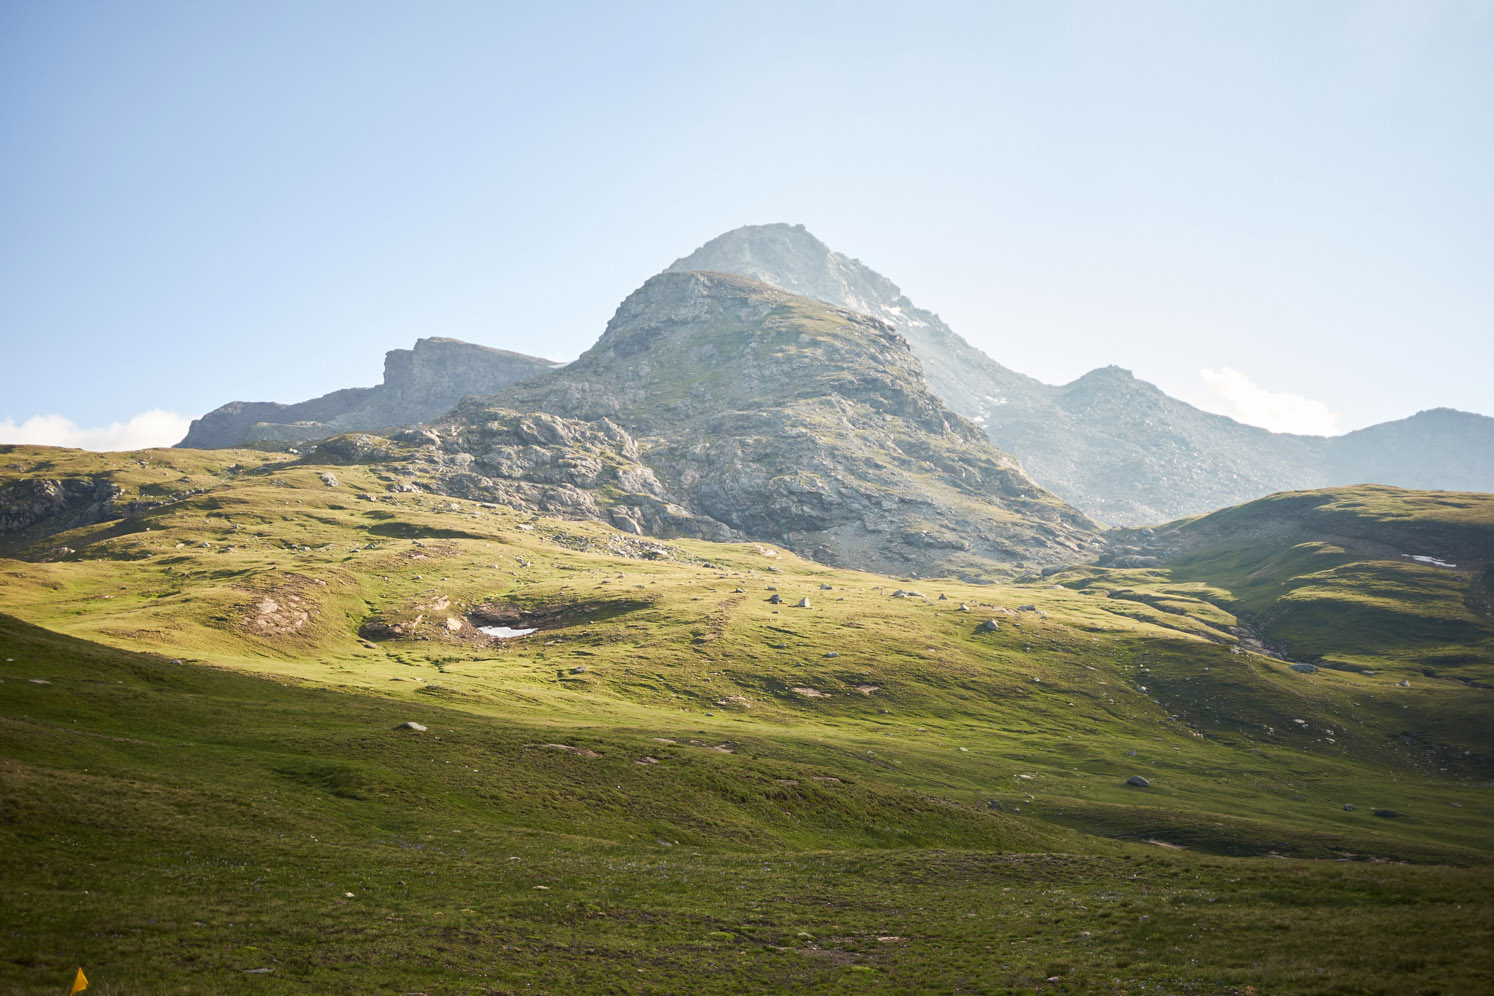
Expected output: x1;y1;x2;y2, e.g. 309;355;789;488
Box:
2;445;1490;994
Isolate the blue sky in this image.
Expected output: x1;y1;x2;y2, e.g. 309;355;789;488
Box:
1;0;1490;448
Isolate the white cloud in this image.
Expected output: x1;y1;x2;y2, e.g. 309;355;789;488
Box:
1199;368;1341;436
0;409;192;451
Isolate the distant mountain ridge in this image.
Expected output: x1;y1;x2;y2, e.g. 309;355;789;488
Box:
177;337;559;448
668;224;1494;524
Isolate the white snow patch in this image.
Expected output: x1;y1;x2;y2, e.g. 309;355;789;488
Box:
477;625;538;639
1404;555;1457;569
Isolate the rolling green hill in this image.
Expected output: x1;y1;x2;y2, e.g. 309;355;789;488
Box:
1;445;1491;994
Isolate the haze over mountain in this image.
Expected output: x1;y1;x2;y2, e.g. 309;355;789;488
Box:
177;337;559;448
669;224;1494;525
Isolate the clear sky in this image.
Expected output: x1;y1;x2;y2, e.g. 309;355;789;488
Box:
2;0;1490;448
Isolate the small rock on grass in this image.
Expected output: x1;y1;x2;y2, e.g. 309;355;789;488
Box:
396;721;427;732
1126;775;1150;787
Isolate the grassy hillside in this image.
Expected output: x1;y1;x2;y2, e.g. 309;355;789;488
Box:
2;447;1491;994
1097;486;1494;683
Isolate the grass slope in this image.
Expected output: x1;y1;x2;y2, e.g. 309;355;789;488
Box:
2;448;1492;994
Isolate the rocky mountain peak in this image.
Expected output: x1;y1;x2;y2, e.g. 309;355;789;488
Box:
665;224;1053;447
421;272;1100;577
668;223;907;322
522;270;958;440
177;337;559;449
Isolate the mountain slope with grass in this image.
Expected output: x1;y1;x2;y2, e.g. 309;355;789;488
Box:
1088;485;1494;685
2;445;1491;994
670;223;1494;525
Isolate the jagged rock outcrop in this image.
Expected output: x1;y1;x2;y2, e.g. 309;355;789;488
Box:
669;224;1494;525
178;337;559;448
415;271;1100;577
318;417;733;541
0;476;117;535
0;467;174;554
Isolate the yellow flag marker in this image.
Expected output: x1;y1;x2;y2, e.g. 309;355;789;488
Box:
69;967;88;993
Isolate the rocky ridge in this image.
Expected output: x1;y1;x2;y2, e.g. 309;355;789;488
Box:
329;271;1101;578
178;337;559;448
668;224;1494;525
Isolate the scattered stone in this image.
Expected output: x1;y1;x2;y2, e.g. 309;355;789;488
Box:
820;583;833;590
637;756;660;765
1398;679;1411;687
823;651;839;658
1124;750;1137;757
958;603;970;612
792;687;827;698
1343;803;1356;811
1289;663;1319;673
1126;775;1150;787
979;619;999;632
396;721;427;732
536;744;601;757
1018;604;1037;612
569;665;589;674
320;472;339;487
938;593;948;600
795;597;811;608
767;594;782;604
1372;809;1402;818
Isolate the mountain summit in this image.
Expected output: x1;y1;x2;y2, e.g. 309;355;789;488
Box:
402;270;1100;576
669;224;1494;524
668;223;1050;422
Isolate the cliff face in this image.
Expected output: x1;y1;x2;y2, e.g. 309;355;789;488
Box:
177;338;559;448
403;271;1100;578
